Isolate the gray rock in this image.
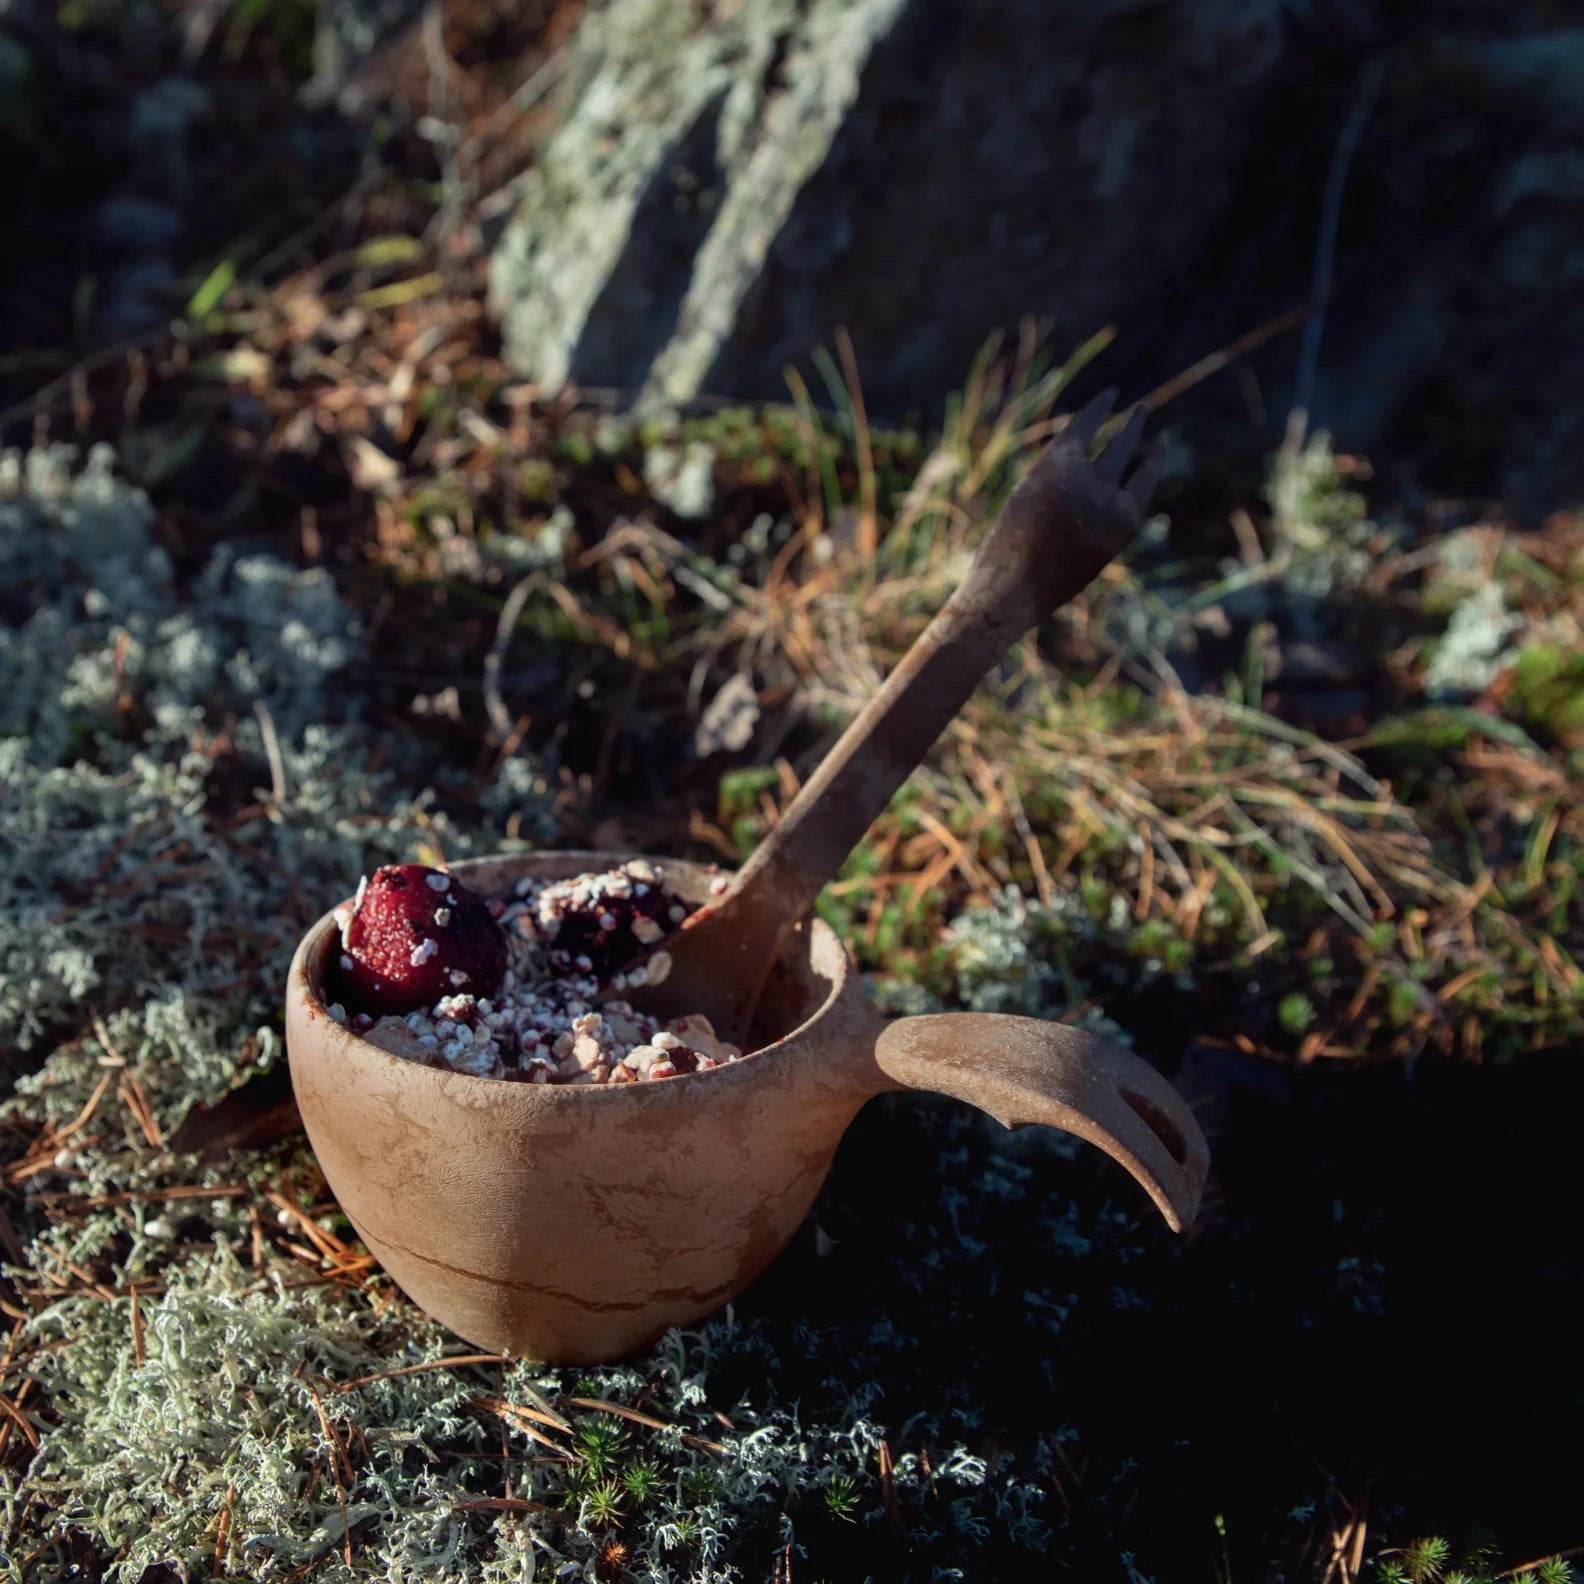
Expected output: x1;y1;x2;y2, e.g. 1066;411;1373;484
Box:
87;193;184;253
489;0;1584;509
1095;17;1584;513
0;28;41;151
127;77;213;201
490;0;1289;412
95;257;178;340
1298;29;1584;513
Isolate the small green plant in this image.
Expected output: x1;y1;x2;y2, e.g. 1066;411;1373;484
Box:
1377;1536;1575;1584
1510;643;1584;744
679;1466;721;1507
620;1456;663;1505
575;1419;630;1478
1213;1512;1233;1584
823;1474;862;1523
658;1510;701;1550
1403;1536;1452;1582
1533;1560;1578;1584
719;765;783;853
579;1478;627;1532
1278;991;1317;1035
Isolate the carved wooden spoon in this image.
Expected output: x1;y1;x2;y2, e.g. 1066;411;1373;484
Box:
621;392;1164;1044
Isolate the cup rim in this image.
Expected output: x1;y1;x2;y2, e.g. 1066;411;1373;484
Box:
286;849;855;1099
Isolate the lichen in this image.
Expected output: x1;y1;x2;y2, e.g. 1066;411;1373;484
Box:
0;444;549;1119
1423;582;1524;700
644;440;718;521
9;1154;1071;1581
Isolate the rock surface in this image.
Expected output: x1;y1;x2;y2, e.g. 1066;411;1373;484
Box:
1304;28;1584;512
489;0;1584;511
490;0;1288;415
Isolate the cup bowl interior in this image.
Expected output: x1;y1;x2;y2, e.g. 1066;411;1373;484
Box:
296;849;844;1063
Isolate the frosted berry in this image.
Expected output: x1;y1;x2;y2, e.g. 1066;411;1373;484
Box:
331;865;506;1016
526;859;695;979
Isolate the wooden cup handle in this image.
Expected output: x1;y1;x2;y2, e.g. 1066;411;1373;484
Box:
872;1013;1208;1233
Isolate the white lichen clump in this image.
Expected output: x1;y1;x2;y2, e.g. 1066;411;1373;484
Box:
1423;581;1523;699
0;445;552;1123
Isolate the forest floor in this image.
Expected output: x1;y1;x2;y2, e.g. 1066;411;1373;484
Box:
1;5;1581;1582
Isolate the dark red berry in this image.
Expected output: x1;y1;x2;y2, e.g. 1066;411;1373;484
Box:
330;865;507;1016
530;861;694;980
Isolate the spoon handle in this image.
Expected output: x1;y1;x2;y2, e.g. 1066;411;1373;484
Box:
735;453;1124;917
633;397;1162;1039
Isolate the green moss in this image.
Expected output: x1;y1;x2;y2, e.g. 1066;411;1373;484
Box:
555;432;596;468
1277;991;1316;1034
1509;643;1584;742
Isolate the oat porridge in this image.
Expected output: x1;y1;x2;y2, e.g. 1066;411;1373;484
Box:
325;860;742;1083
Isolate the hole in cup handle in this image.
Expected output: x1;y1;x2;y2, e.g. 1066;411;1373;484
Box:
1115;1087;1193;1170
871;1013;1210;1234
